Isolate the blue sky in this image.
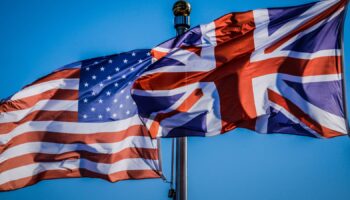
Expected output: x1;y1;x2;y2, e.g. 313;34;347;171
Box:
0;0;350;199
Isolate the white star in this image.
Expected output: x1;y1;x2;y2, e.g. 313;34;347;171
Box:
123;59;128;63
94;61;99;65
113;99;118;103
128;81;131;85
126;110;130;115
120;89;125;94
114;82;119;87
115;67;120;72
83;98;88;103
98;114;103;119
119;104;123;108
98;99;103;103
100;67;105;71
130;67;135;71
86;67;90;71
92;75;97;80
83;114;88;119
92;91;96;96
84;82;89;87
122;75;126;79
126;95;130;99
106;91;111;96
108;59;113;64
112;113;117;118
133;102;136;105
107;76;112;80
99;82;104;87
106;107;111;112
132;52;136;56
138;59;142;63
147;52;151;56
91;107;96;112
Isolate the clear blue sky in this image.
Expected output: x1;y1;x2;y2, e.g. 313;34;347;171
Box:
0;0;350;199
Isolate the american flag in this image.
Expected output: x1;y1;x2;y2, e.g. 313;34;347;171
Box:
132;0;349;138
0;49;161;191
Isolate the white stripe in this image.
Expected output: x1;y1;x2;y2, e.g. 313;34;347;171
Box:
10;79;79;100
0;100;78;123
200;22;217;46
153;47;171;53
252;8;270;49
0;158;159;185
0;115;143;144
0;136;158;163
251;49;342;62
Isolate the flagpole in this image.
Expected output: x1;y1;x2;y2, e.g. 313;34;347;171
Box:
173;1;191;200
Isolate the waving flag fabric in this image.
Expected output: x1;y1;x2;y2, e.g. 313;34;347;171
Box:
132;0;349;138
0;49;161;191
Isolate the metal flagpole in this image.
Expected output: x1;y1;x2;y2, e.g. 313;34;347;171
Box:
172;1;191;200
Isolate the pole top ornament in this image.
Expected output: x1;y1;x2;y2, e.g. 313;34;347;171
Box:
173;1;191;16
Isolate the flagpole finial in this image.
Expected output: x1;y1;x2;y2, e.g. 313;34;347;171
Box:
173;1;191;33
173;0;191;16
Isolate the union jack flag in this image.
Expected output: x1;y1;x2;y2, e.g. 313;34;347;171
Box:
132;0;349;138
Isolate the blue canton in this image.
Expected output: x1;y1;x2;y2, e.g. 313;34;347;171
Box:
78;49;151;122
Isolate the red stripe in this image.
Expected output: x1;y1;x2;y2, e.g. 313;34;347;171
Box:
0;89;78;113
249;56;343;77
0;148;159;173
214;11;255;46
0;125;150;154
134;71;208;90
213;10;256;132
149;89;203;138
214;67;257;133
24;68;80;88
265;1;346;53
267;89;344;138
0;110;78;134
0;169;160;191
